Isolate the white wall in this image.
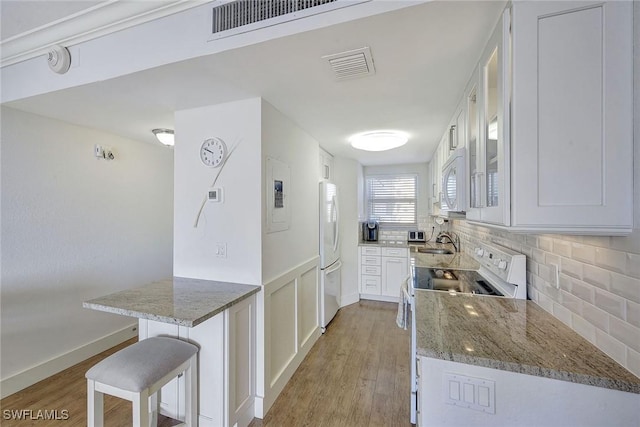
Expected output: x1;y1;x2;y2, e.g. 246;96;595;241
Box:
0;107;174;392
173;99;262;284
333;157;361;306
261;100;319;283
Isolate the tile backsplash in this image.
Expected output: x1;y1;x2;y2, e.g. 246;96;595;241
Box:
377;215;433;242
450;219;640;379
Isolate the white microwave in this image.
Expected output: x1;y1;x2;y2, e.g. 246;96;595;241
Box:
441;148;467;213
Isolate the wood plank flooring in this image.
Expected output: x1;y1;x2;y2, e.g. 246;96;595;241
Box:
249;300;412;427
0;300;410;427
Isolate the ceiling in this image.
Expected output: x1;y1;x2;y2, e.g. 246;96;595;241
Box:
1;1;506;165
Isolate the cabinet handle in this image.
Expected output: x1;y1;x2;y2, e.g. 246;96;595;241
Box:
449;125;457;150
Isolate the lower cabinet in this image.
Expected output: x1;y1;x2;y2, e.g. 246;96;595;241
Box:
359;245;409;301
138;294;256;427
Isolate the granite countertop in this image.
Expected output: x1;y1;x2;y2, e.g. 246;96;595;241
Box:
415;290;640;394
83;277;260;327
359;240;410;248
411;248;480;270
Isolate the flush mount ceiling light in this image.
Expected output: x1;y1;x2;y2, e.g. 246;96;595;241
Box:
349;130;409;152
152;128;175;146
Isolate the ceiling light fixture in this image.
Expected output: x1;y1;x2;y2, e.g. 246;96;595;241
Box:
152;128;175;146
349;130;409;152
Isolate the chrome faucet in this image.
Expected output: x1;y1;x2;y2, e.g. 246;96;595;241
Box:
436;231;460;253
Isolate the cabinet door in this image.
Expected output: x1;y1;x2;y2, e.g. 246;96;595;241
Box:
477;8;511;226
510;1;633;232
381;256;409;297
466;66;481;221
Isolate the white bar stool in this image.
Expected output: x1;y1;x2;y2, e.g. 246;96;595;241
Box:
86;337;198;427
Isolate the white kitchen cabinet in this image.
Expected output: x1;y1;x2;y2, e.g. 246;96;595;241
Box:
358;246;409;301
138;294;256;427
508;0;633;234
466;66;480;213
319;149;334;181
381;247;409;298
466;8;510;226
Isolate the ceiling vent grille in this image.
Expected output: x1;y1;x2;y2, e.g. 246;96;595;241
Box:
209;0;369;40
323;47;376;81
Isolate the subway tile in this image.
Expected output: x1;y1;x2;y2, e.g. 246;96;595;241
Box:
526;260;538;276
627;348;640;379
582;235;611;249
572;243;596;264
532;248;545;264
552;302;573;326
626;299;640;328
552;239;572;257
570;278;595;304
538;264;553;284
582;303;609;332
594;248;627;274
582;264;611;291
521;245;534;258
544;253;560;267
610;273;640;304
571;313;596;344
610;228;640;255
595;329;627;367
526;235;538;248
538;236;553;251
558;274;572;292
627;253;640;279
594;289;626;319
561;258;583;280
561;290;583;314
610;317;640;353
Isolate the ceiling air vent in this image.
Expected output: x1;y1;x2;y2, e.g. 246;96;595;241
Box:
323;47;375;81
209;0;370;40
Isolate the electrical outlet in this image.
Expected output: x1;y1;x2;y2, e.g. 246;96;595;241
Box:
94;144;104;158
215;243;227;258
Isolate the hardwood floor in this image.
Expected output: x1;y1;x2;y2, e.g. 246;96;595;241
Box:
249;300;412;427
0;300;410;427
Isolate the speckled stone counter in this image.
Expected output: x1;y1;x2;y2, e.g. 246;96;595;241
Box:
411;248;480;270
415;290;640;394
83;277;260;327
359;240;410;248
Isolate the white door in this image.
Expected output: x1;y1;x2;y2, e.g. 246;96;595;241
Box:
319;181;340;268
321;260;341;328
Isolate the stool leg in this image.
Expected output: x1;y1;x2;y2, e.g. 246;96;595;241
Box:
133;389;150;427
149;392;158;427
185;353;198;427
87;379;104;427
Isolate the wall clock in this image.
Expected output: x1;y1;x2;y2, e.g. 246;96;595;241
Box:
200;137;227;167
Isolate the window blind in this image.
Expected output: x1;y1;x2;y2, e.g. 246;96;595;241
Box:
366;174;417;226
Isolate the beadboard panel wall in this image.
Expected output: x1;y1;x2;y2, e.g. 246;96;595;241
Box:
451;220;640;378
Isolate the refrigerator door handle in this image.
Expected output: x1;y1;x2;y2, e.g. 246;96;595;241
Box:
332;195;340;253
325;259;343;275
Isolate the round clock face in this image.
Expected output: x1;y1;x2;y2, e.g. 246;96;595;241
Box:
200;137;227;168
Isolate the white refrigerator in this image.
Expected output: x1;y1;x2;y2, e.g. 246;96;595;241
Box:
319;181;341;331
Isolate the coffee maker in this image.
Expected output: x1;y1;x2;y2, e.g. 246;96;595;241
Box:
362;221;379;242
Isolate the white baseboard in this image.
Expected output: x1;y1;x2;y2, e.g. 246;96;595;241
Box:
340;292;360;307
359;293;399;303
0;324;138;399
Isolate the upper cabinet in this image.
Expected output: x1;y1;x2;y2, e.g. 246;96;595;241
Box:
509;1;633;234
459;0;632;235
319;148;334;181
466;9;510;226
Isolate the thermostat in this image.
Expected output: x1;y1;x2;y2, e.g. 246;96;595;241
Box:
207;187;223;203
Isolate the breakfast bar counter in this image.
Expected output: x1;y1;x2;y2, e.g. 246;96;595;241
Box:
83;276;260;327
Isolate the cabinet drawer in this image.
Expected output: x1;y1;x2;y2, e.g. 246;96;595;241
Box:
361;265;381;276
361;246;382;256
382;247;408;257
361;275;381;294
361;256;381;266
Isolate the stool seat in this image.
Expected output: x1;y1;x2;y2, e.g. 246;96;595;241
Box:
86;337;199;427
86;337;198;392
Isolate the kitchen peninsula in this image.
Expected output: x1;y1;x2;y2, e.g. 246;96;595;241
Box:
414;290;640;426
84;277;260;427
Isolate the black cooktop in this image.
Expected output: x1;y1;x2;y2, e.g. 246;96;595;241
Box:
412;266;503;296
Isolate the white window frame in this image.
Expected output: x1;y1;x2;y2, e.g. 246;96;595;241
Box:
365;174;418;228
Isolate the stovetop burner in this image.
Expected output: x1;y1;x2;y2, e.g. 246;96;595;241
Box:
412;267;504;296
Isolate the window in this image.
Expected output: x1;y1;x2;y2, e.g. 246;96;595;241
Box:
365;174;417;226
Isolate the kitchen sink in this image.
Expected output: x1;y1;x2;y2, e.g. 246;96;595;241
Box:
416;248;454;255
